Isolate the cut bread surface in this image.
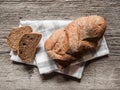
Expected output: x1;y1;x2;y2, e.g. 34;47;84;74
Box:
18;33;42;63
7;26;32;51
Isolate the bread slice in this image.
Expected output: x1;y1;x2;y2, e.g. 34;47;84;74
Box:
7;26;32;51
18;33;42;63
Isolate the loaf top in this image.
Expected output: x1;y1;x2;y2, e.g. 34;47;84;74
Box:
65;15;106;54
45;15;107;68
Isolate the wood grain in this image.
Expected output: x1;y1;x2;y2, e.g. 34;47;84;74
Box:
0;0;120;90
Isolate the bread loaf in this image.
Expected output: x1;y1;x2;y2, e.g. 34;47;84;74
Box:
18;33;42;63
7;26;32;51
45;15;107;68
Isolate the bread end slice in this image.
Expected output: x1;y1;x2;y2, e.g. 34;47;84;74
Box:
7;26;32;51
18;33;42;63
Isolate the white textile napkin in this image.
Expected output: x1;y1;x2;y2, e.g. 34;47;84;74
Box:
10;20;109;79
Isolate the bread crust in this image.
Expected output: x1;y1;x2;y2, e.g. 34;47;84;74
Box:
45;15;107;68
45;29;76;68
65;15;106;54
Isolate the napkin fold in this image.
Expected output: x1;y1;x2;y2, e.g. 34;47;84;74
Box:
10;20;109;79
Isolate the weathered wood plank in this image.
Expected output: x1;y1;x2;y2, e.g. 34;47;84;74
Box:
0;0;120;90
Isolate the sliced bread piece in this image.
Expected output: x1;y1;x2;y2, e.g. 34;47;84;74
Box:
18;33;42;63
7;26;32;51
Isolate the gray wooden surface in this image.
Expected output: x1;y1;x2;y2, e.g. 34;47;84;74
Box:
0;0;120;90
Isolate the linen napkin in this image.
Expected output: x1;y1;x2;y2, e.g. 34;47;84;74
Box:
10;20;109;79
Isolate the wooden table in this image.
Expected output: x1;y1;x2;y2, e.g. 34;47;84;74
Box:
0;0;120;90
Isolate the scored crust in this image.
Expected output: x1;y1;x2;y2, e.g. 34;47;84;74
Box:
18;33;42;63
7;26;32;51
65;15;106;54
45;15;107;68
45;29;77;68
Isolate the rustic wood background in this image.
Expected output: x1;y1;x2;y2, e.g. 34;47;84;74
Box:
0;0;120;90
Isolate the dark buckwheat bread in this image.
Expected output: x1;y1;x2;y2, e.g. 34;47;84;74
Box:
45;15;107;68
7;26;32;51
18;33;42;63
